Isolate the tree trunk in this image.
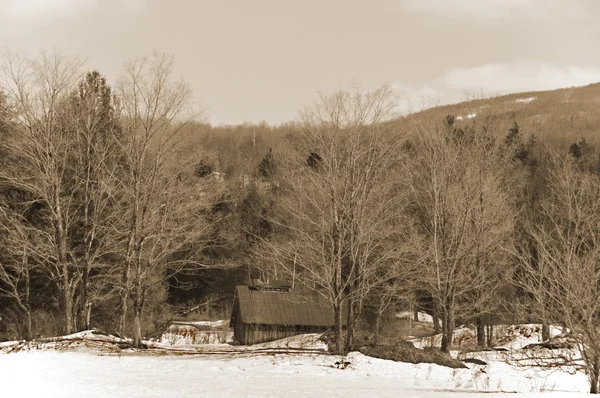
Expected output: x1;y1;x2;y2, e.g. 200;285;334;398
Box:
78;265;90;330
413;304;419;322
132;260;145;348
85;302;92;330
55;190;75;335
542;322;550;341
441;314;450;353
118;295;128;337
333;301;344;355
63;284;74;335
374;310;382;346
486;324;494;348
440;303;454;353
118;263;131;337
476;316;486;347
120;203;139;337
24;309;33;341
133;307;143;348
345;298;355;352
59;259;75;335
433;304;441;334
61;257;75;335
24;261;33;341
73;293;81;331
590;364;599;394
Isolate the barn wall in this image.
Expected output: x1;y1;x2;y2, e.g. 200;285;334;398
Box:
244;324;328;345
233;303;247;344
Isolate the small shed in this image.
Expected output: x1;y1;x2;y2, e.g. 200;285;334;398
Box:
230;281;335;345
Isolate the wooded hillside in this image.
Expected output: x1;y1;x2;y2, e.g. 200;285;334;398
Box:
1;49;600;392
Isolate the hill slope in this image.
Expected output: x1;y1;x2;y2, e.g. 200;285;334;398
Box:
398;82;600;146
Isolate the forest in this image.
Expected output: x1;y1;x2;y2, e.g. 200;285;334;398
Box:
1;50;600;392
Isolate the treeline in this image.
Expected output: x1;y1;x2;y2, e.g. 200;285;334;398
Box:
0;51;258;346
0;51;307;345
1;51;600;392
242;88;600;392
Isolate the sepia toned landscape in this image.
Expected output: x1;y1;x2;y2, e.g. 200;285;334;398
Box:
1;1;600;396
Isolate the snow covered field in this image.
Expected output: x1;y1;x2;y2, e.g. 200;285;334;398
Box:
0;324;592;397
0;349;589;398
0;332;590;397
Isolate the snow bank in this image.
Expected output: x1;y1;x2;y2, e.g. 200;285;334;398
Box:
0;348;589;397
159;319;232;345
54;330;126;342
410;324;565;351
1;328;330;354
159;331;233;345
251;333;328;351
160;329;233;345
169;319;229;329
0;330;129;353
410;326;476;349
495;324;564;350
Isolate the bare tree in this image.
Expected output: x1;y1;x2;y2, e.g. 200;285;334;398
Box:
66;70;123;330
0;50;85;334
513;152;600;394
0;206;46;340
115;52;216;347
255;85;409;354
408;117;514;352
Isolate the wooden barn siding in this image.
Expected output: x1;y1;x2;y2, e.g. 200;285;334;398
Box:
238;323;328;345
234;303;245;344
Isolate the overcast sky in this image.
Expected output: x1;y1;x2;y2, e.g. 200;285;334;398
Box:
2;0;599;125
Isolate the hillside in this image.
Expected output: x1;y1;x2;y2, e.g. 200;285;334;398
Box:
398;82;600;146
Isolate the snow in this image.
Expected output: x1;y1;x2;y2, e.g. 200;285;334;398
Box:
160;328;232;345
418;312;435;323
160;319;232;345
0;348;588;397
252;333;328;350
515;97;537;103
455;113;477;121
494;324;564;350
410;324;565;351
170;319;229;328
53;330;127;342
411;326;476;349
0;330;590;397
396;311;435;323
157;331;327;350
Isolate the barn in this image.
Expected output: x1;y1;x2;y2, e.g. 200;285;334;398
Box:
230;281;335;345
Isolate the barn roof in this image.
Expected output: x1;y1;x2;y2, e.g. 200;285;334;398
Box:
231;285;335;327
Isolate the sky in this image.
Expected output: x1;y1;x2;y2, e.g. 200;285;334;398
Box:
1;0;600;125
